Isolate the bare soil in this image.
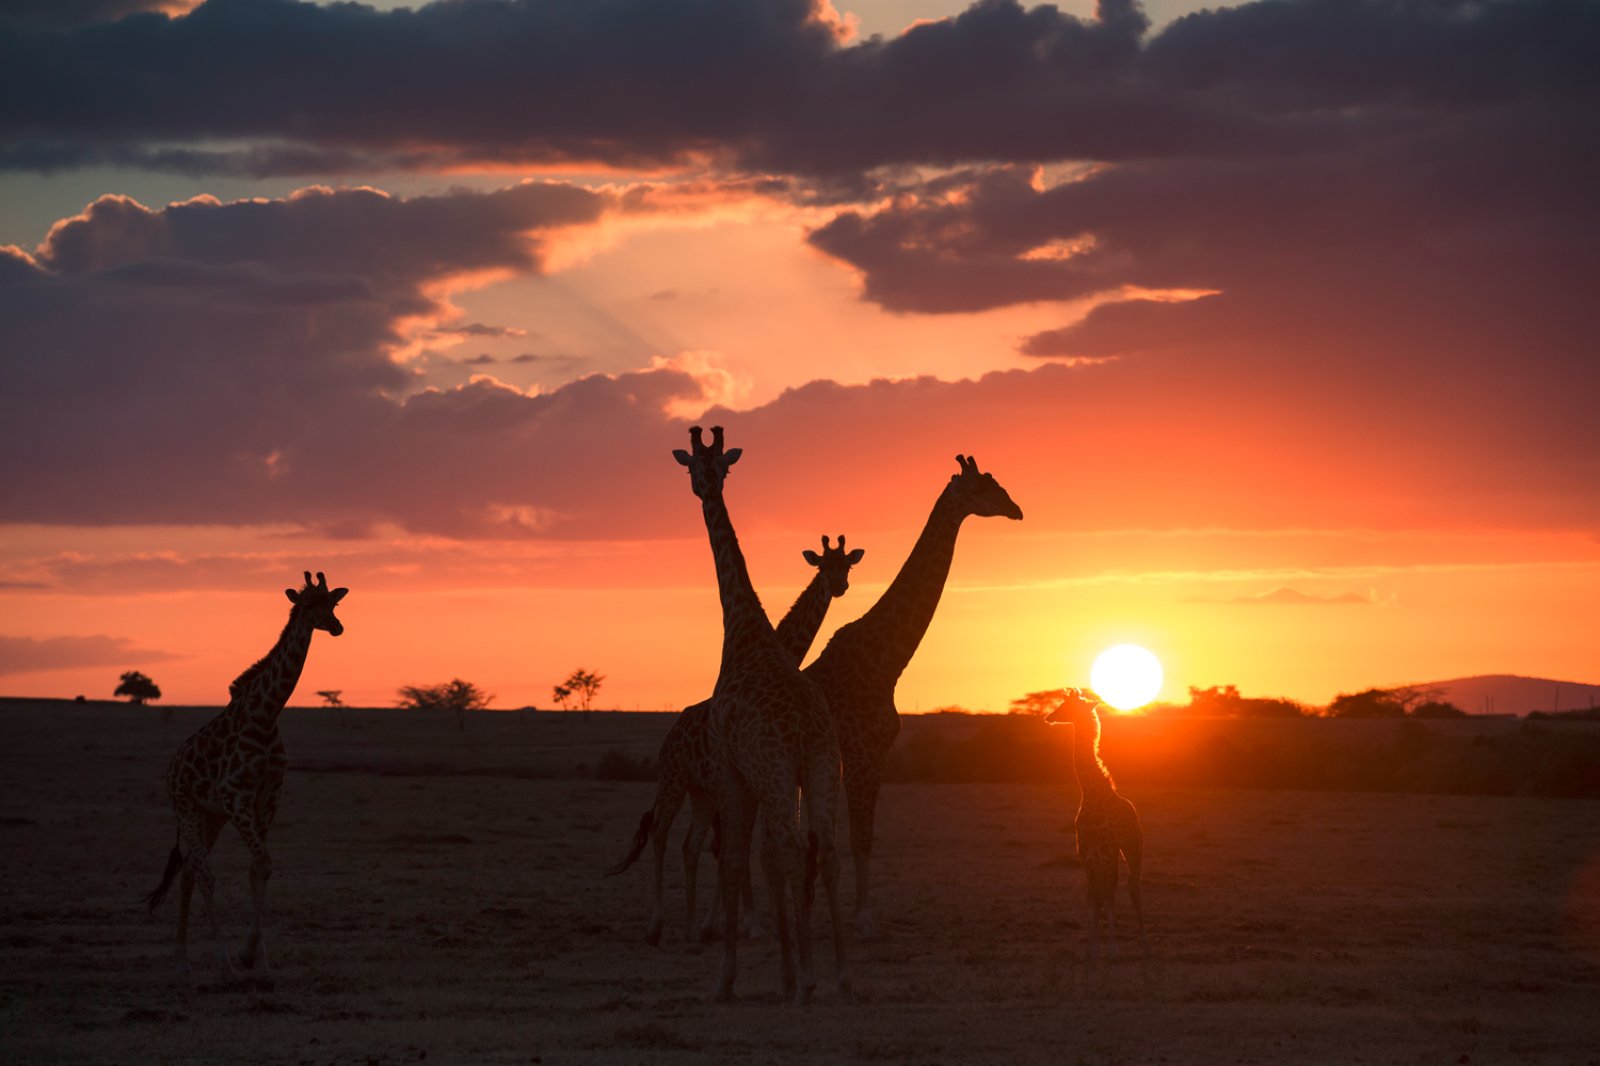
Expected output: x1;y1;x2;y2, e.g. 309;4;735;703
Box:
3;701;1599;1065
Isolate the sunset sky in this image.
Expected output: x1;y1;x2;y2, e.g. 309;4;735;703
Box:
1;0;1596;712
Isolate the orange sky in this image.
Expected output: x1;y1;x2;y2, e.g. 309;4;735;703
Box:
2;0;1597;711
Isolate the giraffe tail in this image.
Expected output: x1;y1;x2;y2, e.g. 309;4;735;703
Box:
605;808;654;876
143;837;184;913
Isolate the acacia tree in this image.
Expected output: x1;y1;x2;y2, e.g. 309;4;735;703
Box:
561;668;605;713
1007;689;1069;716
317;688;347;726
551;684;572;711
396;678;493;732
115;670;161;705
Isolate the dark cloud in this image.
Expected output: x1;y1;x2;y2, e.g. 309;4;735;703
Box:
0;0;190;28
436;323;527;339
0;634;184;676
5;0;1591;178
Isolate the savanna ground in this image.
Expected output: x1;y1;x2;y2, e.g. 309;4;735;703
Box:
3;700;1599;1065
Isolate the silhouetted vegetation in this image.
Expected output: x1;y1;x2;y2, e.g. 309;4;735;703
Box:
1327;685;1465;719
554;668;605;713
395;678;494;732
879;711;1600;798
1153;685;1308;719
114;670;161;705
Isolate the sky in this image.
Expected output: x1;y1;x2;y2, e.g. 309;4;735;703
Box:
1;0;1597;713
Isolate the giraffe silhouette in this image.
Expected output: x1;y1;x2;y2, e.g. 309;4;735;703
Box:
1046;688;1148;971
143;571;347;974
804;455;1021;938
610;535;865;947
674;426;850;1003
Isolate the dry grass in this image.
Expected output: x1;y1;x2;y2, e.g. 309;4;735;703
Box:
2;701;1599;1064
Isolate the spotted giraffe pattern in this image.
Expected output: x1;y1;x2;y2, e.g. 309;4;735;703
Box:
613;536;864;946
803;456;1021;938
673;426;850;1004
145;572;347;974
1047;689;1147;968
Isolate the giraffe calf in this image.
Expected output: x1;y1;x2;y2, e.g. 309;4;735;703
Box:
1046;688;1149;974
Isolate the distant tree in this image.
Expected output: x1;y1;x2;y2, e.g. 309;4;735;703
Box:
1410;699;1468;719
1186;684;1244;716
396;678;494;732
115;670;161;705
551;684;572;711
561;668;605;712
1327;688;1406;718
1007;689;1070;716
317;688;348;726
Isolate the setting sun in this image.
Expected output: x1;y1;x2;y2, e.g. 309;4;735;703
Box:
1090;643;1164;711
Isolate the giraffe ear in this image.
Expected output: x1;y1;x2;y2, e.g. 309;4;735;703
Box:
330;588;349;603
285;588;301;604
672;449;692;466
802;550;823;567
724;448;742;466
845;549;865;564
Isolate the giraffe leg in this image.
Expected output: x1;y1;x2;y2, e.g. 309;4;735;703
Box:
1123;834;1152;976
738;808;764;940
648;780;686;947
682;794;713;945
182;813;231;975
713;778;747;1003
806;753;852;1001
758;805;805;1004
172;806;221;974
234;806;273;973
843;758;886;940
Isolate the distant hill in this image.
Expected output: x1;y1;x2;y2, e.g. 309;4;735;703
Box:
1410;674;1600;716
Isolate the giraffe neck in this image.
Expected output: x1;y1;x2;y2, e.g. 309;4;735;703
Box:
848;484;965;681
1072;711;1116;801
773;570;832;667
227;608;315;724
698;490;773;658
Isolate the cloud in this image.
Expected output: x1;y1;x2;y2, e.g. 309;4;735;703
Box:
0;0;195;28
7;1;1589;179
0;634;184;676
1198;587;1375;607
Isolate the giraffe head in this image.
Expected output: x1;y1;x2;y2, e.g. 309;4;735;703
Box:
285;571;349;637
801;534;865;598
1045;687;1102;726
672;425;742;500
949;455;1024;520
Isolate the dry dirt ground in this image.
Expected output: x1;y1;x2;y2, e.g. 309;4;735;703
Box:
3;702;1599;1065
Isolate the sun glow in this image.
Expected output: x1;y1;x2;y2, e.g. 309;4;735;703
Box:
1089;643;1164;711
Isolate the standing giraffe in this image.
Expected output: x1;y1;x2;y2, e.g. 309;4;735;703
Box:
674;426;849;1004
1046;688;1147;969
143;571;348;974
610;535;865;947
804;455;1021;938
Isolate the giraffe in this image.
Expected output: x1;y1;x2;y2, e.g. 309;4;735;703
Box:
803;454;1022;938
673;425;849;1004
143;571;348;974
610;535;865;947
1045;688;1147;969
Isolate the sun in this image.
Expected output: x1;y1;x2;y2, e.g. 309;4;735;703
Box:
1089;644;1164;711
